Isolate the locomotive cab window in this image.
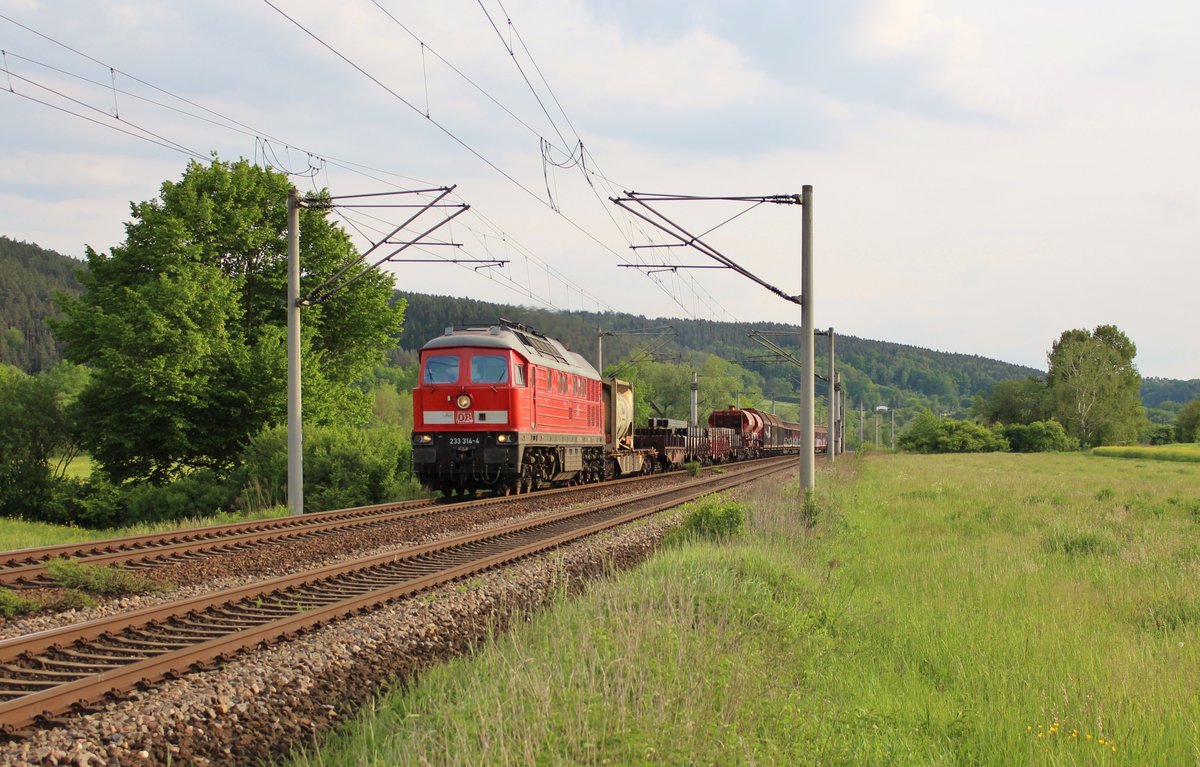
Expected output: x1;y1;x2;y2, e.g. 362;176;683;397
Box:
470;354;509;384
513;363;527;387
423;354;459;384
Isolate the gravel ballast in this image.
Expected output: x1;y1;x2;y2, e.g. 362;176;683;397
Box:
0;471;789;766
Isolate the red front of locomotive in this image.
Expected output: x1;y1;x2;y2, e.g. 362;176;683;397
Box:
412;323;605;495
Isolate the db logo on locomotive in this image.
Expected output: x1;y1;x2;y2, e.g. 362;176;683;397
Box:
454;411;474;424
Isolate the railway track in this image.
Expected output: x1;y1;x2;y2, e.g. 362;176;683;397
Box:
0;464;738;588
0;457;791;733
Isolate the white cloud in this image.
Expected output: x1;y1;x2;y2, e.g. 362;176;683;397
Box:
3;0;1200;379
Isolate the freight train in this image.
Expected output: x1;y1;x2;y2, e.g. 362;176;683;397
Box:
410;320;827;496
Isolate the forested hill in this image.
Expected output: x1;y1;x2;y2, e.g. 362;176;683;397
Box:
8;238;1192;413
0;236;84;373
396;291;1042;412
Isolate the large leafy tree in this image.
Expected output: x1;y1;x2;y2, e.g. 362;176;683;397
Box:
55;159;404;483
1046;325;1144;447
972;377;1048;425
1176;399;1200;443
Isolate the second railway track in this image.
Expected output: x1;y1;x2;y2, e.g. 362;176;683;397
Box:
0;457;791;733
0;462;751;588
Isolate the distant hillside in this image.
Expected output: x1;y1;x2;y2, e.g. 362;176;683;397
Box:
0;236;85;373
1142;378;1200;408
397;291;1043;413
9;239;1190;415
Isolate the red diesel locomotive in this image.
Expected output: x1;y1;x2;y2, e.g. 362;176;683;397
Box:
412;321;829;496
411;320;645;495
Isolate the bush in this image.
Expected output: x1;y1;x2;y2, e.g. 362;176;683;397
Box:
47;475;126;528
1002;420;1078;452
237;424;421;513
1146;424;1176;446
899;410;1009;453
44;470;238;529
666;497;746;545
124;469;239;525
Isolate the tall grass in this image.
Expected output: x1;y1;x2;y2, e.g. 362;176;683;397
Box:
290;453;1200;765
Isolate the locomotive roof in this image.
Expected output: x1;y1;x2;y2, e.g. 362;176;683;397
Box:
421;322;600;378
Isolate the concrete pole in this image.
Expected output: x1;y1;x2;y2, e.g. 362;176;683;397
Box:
596;328;603;374
837;374;845;454
827;328;836;464
859;400;864;446
891;407;896;450
690;371;699;428
799;185;815;490
286;188;303;515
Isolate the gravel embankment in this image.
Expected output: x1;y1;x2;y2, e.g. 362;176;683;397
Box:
0;470;788;766
0;473;700;642
0;508;685;766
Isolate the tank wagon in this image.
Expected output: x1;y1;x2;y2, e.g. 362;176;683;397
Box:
707;406;829;456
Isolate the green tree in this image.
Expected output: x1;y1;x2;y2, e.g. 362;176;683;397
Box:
615;354;764;427
1176;399;1200;443
973;377;1048;425
1046;325;1144;447
897;409;941;452
54;159;404;483
0;362;87;516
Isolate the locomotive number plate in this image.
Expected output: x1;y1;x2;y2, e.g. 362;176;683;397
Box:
455;411;475;424
449;436;480;445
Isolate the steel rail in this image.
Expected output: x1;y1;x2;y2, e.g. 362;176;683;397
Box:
0;498;435;584
0;460;735;587
0;459;790;732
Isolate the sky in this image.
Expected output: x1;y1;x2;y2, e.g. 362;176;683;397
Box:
2;0;1198;379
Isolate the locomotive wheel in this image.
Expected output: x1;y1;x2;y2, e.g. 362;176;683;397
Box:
518;465;534;494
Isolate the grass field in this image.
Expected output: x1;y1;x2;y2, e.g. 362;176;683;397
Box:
1093;443;1200;462
289;452;1200;766
0;506;291;553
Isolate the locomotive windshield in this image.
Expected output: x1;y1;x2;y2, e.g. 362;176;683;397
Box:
470;354;510;384
423;354;459;384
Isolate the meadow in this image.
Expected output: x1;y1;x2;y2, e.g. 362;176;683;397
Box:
1093;443;1200;462
290;452;1200;765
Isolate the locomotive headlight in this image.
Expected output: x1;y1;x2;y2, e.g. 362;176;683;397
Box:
456;394;472;409
496;434;509;443
414;434;432;444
